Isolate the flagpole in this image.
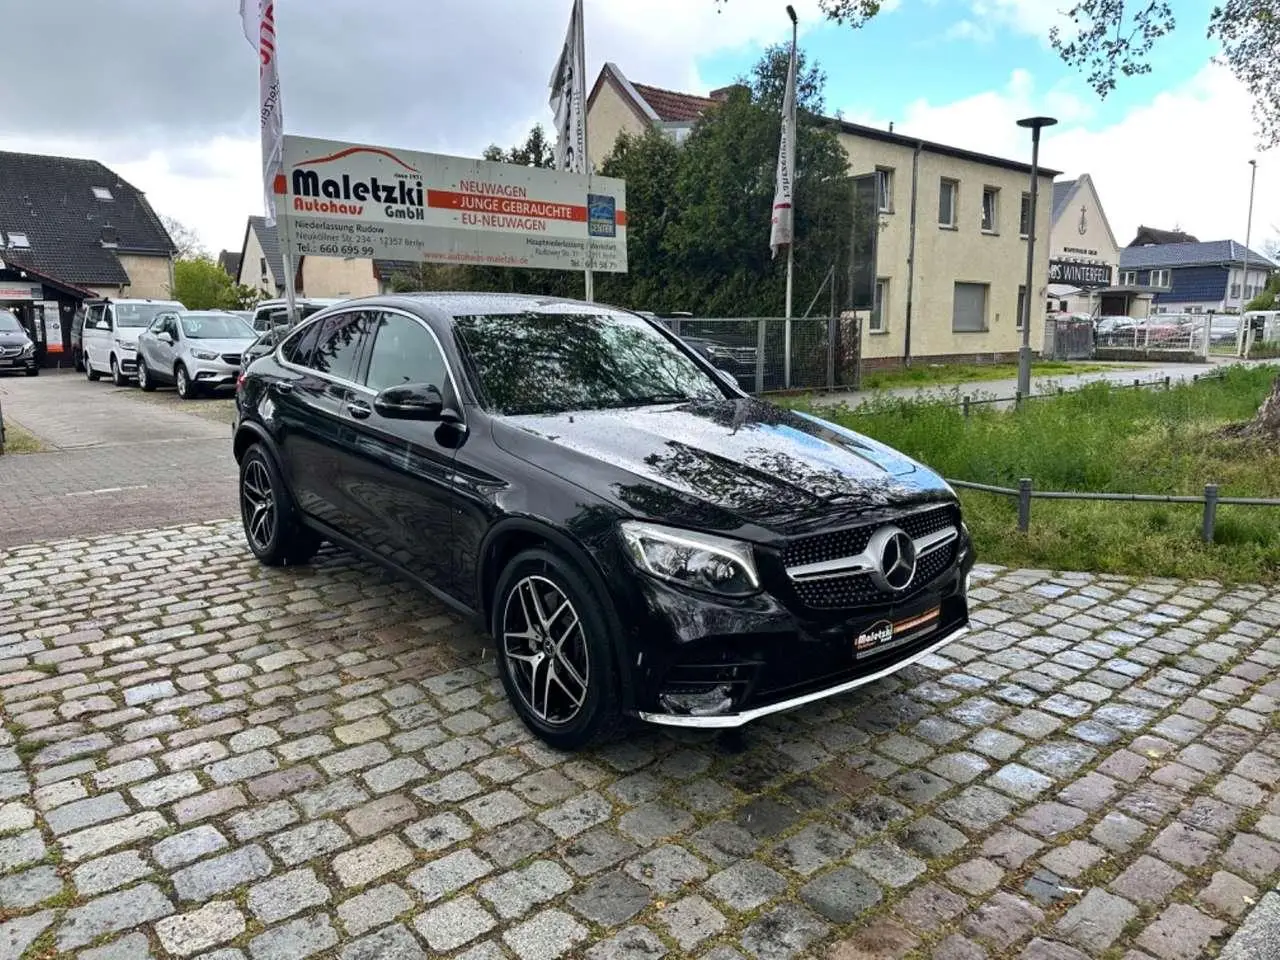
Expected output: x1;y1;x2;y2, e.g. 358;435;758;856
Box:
783;5;797;387
579;1;594;304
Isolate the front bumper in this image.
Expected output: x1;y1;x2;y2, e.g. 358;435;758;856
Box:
616;530;974;728
188;358;242;388
0;354;37;373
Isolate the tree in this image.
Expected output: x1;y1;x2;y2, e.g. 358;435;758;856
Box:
174;256;261;310
715;0;1280;147
161;215;206;260
1246;272;1280;312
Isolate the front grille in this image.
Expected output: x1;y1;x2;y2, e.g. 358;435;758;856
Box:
222;353;243;366
0;346;20;357
784;505;960;611
793;542;957;609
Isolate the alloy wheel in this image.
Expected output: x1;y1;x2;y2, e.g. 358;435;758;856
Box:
137;362;148;390
501;575;590;726
241;459;277;552
177;367;189;398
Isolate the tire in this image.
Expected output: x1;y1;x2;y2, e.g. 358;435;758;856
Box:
85;353;100;381
492;548;624;750
175;364;196;400
137;360;156;392
239;444;321;567
73;350;84;372
110;355;127;387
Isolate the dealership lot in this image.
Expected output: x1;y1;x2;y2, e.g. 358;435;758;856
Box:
1;375;1278;958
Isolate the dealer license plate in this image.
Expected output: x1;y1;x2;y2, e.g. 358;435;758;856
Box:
853;606;941;659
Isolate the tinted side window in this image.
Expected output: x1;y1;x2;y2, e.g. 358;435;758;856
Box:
280;321;322;367
103;307;116;330
309;313;366;380
86;305;105;330
364;312;447;392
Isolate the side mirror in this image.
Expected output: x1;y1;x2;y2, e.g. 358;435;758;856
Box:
374;383;445;421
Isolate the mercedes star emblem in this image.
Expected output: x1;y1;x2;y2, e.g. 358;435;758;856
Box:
867;525;918;592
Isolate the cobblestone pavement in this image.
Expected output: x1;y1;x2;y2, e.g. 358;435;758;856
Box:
1;523;1278;960
0;375;235;547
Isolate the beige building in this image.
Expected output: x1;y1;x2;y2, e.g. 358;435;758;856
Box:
235;216;413;299
1047;175;1151;319
586;64;1056;365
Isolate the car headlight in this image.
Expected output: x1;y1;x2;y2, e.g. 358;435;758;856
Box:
619;521;760;596
192;350;220;361
114;338;135;351
19;341;34;357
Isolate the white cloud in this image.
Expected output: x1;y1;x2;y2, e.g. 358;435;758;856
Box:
847;64;1279;251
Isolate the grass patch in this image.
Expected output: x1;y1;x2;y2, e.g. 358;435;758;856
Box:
809;364;1280;582
858;360;1133;391
118;388;237;424
0;419;47;454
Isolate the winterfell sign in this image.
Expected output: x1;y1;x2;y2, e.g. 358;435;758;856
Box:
276;135;627;273
1049;259;1112;288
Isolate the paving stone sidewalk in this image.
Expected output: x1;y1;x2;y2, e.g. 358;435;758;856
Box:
0;522;1277;960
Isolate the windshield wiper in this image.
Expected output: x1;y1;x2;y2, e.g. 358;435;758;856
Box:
597;393;691;409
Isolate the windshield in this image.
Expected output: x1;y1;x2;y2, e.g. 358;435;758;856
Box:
181;313;253;339
115;303;176;328
0;310;22;334
454;310;725;415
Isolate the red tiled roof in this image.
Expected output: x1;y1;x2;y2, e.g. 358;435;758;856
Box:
631;82;719;123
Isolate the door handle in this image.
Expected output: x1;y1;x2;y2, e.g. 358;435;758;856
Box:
273;381;294;395
346;400;372;420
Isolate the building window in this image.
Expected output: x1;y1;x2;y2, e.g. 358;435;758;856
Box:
5;232;29;249
982;187;999;233
260;257;268;278
1019;193;1032;237
1231;282;1242;298
1121;271;1136;286
939;179;958;228
1016;286;1027;329
875;168;894;213
1150;269;1170;287
870;278;889;333
952;282;988;332
91;186;114;201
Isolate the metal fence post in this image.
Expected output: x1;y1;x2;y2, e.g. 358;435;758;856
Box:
962;395;971;418
826;315;836;392
671;317;682;339
1014;390;1022;410
754;319;766;395
1017;478;1033;532
1202;484;1219;543
1164;376;1171;390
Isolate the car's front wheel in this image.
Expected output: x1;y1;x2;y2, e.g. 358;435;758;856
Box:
175;364;196;399
492;549;623;750
137;359;155;392
85;355;99;381
239;444;320;566
110;355;127;387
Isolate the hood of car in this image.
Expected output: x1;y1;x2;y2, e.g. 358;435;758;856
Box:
0;333;30;348
182;337;255;353
496;397;953;535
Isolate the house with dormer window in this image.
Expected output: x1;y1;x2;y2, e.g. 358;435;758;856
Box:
1119;238;1276;314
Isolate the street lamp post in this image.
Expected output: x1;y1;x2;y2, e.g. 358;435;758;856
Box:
1016;116;1057;399
1238;159;1258;356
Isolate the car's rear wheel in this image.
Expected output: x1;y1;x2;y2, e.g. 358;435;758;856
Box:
239;444;321;566
137;359;155;392
110;355;127;387
492;549;623;750
85;354;99;381
176;364;196;399
73;350;84;372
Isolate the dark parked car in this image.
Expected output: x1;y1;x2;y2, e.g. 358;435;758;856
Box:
232;294;973;748
0;309;38;376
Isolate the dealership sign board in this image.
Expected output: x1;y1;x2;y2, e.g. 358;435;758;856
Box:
1048;259;1112;288
275;136;627;273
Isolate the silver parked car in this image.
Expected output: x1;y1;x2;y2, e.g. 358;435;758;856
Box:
136;311;257;399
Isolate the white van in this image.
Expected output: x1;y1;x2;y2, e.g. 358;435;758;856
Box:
82;298;185;385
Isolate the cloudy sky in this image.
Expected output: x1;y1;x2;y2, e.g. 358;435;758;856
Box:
2;0;1273;259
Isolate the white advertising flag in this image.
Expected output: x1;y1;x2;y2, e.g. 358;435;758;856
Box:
769;42;797;258
240;0;285;226
549;0;587;174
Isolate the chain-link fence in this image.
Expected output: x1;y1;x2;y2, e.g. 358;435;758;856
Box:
662;317;863;394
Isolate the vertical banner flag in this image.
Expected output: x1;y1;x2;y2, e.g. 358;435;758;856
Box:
240;0;285;226
769;42;797;258
549;0;587;174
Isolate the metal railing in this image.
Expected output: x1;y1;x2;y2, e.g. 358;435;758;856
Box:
950;477;1280;543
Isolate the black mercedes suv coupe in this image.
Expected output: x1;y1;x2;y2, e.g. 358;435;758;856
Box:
232;294;974;749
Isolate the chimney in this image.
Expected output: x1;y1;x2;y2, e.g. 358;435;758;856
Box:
709;83;748;102
100;225;119;248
